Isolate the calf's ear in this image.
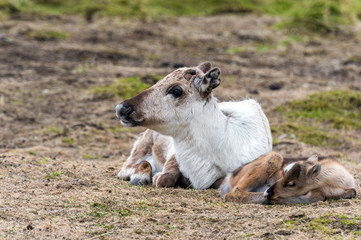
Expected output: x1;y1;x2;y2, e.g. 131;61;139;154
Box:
307;154;318;164
307;164;321;179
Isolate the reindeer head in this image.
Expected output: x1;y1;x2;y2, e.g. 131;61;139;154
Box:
264;155;322;204
115;62;221;135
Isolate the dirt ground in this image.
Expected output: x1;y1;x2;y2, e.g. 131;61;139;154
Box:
0;14;360;239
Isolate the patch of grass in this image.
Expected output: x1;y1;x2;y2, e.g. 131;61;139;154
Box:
285;0;361;33
74;63;91;74
92;76;154;100
34;157;51;165
226;46;246;54
45;171;64;179
25;29;69;41
272;90;361;147
271;123;341;147
4;1;361;33
277;90;361;130
83;154;101;160
28;150;36;155
44;126;63;135
0;0;23;14
254;43;274;52
281;214;361;236
88;200;133;219
62;137;73;145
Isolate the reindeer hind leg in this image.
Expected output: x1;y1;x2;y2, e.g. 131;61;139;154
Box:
223;152;283;204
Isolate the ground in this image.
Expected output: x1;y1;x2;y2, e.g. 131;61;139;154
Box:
0;14;360;239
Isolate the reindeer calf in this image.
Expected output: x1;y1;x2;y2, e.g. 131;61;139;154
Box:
116;62;272;189
221;152;356;204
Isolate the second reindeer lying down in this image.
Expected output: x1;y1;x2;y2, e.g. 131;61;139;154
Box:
220;152;356;204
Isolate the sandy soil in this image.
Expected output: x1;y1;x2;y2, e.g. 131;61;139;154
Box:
0;14;360;239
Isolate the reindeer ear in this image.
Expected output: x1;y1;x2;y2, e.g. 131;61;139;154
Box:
307;164;321;179
195;67;221;96
197;62;212;73
307;154;319;164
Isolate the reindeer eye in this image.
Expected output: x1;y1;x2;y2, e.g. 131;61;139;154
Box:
167;85;183;98
283;182;296;188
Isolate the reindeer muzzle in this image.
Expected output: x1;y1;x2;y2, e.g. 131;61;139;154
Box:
116;103;139;127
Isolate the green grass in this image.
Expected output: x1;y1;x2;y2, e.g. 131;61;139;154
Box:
43;125;64;135
272;90;361;147
28;150;36;155
2;0;361;33
45;171;64;179
83;154;101;160
25;29;69;41
92;76;154;100
227;35;307;54
62;137;73;145
280;214;361;237
226;46;246;54
277;90;361;130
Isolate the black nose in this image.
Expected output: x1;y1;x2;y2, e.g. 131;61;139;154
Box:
116;103;134;118
266;185;275;199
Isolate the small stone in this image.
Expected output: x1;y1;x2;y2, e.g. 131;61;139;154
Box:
248;89;259;94
161;61;170;67
173;63;185;68
26;224;34;230
269;82;284;90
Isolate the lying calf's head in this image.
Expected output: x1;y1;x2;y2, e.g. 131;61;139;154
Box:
115;62;221;134
264;155;321;204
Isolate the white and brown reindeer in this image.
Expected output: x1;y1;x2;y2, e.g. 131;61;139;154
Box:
115;62;273;189
219;152;356;204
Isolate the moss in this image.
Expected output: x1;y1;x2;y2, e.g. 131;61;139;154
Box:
92;76;154;100
28;150;36;155
62;137;73;145
254;43;275;52
280;214;361;237
25;30;69;41
272;90;361;147
44;126;64;135
83;154;101;160
5;1;361;33
226;46;246;54
45;171;64;179
277;90;361;130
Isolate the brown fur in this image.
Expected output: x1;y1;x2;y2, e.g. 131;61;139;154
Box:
222;153;356;204
153;155;181;188
266;158;356;204
224;152;283;203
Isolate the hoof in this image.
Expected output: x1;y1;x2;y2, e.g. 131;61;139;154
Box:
130;175;151;186
153;172;177;188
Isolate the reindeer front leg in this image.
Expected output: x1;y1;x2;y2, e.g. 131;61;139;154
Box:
270;190;326;205
117;129;153;180
153;155;181;188
223;152;283;204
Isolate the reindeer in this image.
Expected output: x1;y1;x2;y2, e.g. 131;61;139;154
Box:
220;152;356;204
115;62;272;189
